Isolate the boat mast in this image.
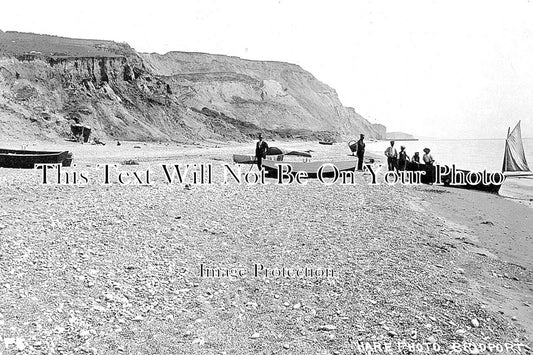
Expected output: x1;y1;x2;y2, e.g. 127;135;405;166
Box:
502;126;510;173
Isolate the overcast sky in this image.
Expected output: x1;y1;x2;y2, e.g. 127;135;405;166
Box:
1;0;532;138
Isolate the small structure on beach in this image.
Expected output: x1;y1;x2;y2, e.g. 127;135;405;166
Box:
70;124;91;143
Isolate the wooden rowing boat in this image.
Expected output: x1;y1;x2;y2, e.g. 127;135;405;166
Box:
232;154;283;164
0;149;73;169
262;159;357;177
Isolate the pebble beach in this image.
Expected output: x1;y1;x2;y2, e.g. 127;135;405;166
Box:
0;140;532;354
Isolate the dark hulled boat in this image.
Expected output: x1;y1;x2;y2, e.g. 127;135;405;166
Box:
0;149;73;169
406;162;503;193
412;121;530;194
440;168;503;193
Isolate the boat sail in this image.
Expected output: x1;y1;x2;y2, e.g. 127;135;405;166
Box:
499;121;533;200
502;120;530;174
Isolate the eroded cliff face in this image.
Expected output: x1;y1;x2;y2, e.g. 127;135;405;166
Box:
0;31;386;142
0;55;200;142
142;52;386;138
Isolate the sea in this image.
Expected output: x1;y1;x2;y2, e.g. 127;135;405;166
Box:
365;138;533;172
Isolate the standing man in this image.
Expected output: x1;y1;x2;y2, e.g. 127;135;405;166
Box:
255;133;269;170
384;140;398;171
422;148;435;183
356;134;365;171
398;146;409;171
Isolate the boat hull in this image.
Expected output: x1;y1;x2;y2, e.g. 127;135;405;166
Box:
407;163;503;193
232;154;283;165
499;174;533;200
0;149;72;169
262;159;357;178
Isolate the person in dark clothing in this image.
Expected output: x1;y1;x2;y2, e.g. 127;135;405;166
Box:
398;146;409;171
407;151;421;171
422;148;435;183
255;133;269;170
356;134;365;171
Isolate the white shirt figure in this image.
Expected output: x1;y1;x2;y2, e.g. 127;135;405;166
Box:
385;146;397;158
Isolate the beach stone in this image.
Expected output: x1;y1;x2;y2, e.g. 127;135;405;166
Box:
192;337;205;345
318;325;336;331
15;338;26;351
426;336;437;343
33;341;43;348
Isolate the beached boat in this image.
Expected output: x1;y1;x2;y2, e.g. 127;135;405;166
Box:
441;168;503;193
318;141;334;145
0;149;73;169
232;154;283;164
499;121;533;199
265;147;312;158
502;121;531;176
262;159;357;178
438;121;531;194
285;151;312;158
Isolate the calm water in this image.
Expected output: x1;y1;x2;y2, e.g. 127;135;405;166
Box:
366;139;533;172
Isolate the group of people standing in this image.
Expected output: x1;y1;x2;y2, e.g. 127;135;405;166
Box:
256;132;436;182
384;140;435;180
353;136;435;175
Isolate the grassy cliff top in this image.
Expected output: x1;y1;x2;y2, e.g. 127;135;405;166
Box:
0;31;132;58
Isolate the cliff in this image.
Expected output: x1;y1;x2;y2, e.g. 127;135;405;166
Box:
0;31;386;142
386;131;417;140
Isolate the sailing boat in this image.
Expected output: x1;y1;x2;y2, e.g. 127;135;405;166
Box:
499;121;533;200
502;120;531;176
438;121;530;194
